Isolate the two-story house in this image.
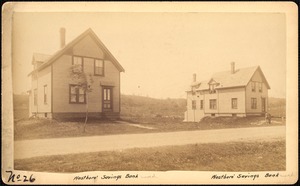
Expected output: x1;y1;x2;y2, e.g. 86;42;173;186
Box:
184;62;270;122
28;28;125;119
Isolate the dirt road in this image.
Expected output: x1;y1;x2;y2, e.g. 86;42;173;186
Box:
14;126;285;159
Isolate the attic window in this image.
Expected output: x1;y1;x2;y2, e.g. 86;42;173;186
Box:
72;56;83;73
258;82;262;92
251;82;256;92
95;59;104;76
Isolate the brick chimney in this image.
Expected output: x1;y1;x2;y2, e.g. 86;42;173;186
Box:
60;27;66;48
231;62;235;74
193;73;196;82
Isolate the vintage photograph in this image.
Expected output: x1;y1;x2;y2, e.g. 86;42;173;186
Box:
2;2;298;185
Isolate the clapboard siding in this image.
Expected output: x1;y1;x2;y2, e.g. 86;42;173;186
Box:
29;66;52;116
52;35;120;113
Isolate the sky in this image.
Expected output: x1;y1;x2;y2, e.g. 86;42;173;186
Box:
12;12;286;99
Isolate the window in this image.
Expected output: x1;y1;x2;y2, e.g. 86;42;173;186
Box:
44;85;47;104
192;100;196;110
69;85;86;104
34;89;37;106
200;100;203;109
258;82;262;92
231;98;237;109
251;98;257;109
251;82;256;92
95;59;104;75
209;99;217;109
209;84;216;94
72;56;83;73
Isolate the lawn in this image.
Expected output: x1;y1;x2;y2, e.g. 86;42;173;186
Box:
14;116;285;141
14;140;286;172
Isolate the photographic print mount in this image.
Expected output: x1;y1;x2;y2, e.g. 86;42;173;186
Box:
2;2;298;185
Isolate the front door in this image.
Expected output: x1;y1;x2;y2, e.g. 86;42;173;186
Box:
261;98;266;112
103;87;113;112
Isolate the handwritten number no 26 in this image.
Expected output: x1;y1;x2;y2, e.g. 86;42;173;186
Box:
6;171;36;183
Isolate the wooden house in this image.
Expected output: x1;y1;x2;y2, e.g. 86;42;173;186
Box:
28;28;125;119
184;62;270;122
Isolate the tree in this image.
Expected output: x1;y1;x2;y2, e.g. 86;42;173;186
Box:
69;64;94;132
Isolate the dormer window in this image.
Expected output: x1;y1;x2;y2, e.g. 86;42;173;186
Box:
209;84;216;94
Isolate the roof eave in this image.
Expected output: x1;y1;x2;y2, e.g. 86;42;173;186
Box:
215;85;246;90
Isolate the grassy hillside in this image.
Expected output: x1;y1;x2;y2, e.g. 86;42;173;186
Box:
268;97;286;117
121;94;186;122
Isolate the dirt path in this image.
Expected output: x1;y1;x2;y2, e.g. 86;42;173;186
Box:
14;126;285;160
115;120;156;129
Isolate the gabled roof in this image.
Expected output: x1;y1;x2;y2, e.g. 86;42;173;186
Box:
28;28;125;76
187;65;270;92
211;66;270;89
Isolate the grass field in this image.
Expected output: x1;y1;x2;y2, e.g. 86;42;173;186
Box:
14;140;285;172
14;116;285;141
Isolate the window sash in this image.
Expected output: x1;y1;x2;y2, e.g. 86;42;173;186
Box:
70;85;86;104
258;83;262;92
251;98;257;109
209;84;216;94
200;100;203;109
232;98;237;109
209;99;217;109
95;59;104;75
72;56;83;72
